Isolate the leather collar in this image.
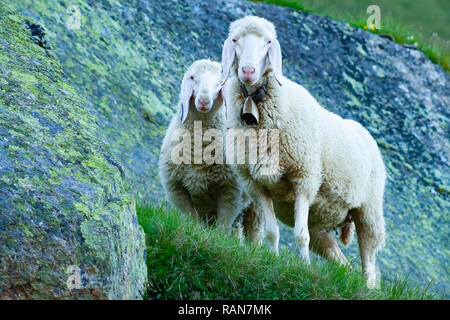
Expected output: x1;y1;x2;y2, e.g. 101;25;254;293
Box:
240;77;268;104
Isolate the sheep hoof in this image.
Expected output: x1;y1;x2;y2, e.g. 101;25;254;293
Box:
299;247;311;265
365;271;380;289
269;245;279;256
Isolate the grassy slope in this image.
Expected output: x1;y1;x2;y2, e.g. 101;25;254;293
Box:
253;0;450;71
137;204;435;300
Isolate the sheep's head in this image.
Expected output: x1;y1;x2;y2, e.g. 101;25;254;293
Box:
180;60;224;123
220;16;283;87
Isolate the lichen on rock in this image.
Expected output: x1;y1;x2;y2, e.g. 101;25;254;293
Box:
0;2;147;299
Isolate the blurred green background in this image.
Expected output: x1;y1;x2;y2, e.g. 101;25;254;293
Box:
255;0;450;70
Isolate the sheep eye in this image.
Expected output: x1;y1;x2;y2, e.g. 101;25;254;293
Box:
267;40;272;44
190;75;194;80
232;38;237;43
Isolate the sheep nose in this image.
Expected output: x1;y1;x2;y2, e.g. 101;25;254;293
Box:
197;97;210;109
242;66;256;75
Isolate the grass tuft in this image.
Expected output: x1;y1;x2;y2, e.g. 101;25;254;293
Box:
137;204;436;300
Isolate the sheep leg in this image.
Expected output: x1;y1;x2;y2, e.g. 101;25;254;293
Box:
217;193;240;235
252;189;279;254
294;194;311;264
230;213;244;242
309;229;349;266
242;203;264;246
353;205;385;289
263;198;280;255
216;207;236;235
166;181;198;221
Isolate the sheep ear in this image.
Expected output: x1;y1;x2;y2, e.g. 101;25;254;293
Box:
220;36;235;86
180;74;193;123
212;86;227;119
268;38;283;86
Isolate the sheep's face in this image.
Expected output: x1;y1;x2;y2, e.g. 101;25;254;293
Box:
220;16;283;87
180;60;223;123
234;33;272;85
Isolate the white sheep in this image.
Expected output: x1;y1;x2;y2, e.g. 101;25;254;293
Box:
220;16;386;288
159;59;263;240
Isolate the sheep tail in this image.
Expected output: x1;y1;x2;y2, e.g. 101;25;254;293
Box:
339;211;356;247
339;221;355;247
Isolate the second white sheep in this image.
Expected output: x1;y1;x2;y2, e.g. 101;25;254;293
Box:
159;59;263;239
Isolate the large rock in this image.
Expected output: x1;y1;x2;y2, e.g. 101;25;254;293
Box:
0;2;147;299
11;0;449;294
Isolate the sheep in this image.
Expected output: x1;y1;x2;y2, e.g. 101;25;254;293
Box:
159;59;263;240
220;16;386;288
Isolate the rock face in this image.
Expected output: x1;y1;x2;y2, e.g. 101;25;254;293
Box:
0;2;147;299
10;0;449;294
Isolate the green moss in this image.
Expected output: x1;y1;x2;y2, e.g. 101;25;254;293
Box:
0;1;146;299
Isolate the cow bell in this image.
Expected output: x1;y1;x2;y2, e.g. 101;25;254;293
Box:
241;96;259;126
